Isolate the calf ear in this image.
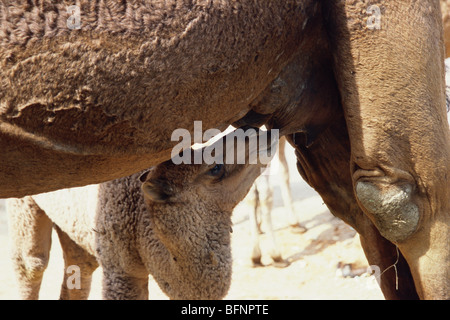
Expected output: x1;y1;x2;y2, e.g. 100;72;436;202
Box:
141;180;172;202
139;170;151;182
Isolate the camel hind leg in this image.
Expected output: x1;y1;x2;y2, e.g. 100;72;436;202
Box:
6;197;53;300
53;225;98;300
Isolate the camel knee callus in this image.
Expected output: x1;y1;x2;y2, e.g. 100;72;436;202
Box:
355;180;420;243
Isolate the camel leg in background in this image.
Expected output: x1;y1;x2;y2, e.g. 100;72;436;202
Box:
277;137;307;233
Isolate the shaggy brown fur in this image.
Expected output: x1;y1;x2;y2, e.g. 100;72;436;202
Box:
0;0;318;197
7;129;269;300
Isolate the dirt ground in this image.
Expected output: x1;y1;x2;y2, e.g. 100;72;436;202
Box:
0;146;384;300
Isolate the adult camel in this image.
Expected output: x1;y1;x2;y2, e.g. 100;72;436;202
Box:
0;1;448;299
441;0;450;57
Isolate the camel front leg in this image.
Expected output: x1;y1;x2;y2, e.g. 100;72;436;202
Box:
287;112;419;300
324;0;450;299
248;184;263;267
255;175;289;268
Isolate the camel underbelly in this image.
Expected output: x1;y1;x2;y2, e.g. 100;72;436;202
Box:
0;0;317;156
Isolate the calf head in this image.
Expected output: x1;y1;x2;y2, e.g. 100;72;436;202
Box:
140;127;274;299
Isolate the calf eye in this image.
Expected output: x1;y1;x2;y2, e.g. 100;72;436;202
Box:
209;164;224;177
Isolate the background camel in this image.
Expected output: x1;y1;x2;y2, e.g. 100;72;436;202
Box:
247;137;306;268
7;128;268;299
441;0;450;57
0;1;448;299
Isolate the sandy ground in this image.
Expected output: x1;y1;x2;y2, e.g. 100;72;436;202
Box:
0;145;384;300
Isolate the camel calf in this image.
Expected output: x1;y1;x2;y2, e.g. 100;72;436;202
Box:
7;128;271;300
